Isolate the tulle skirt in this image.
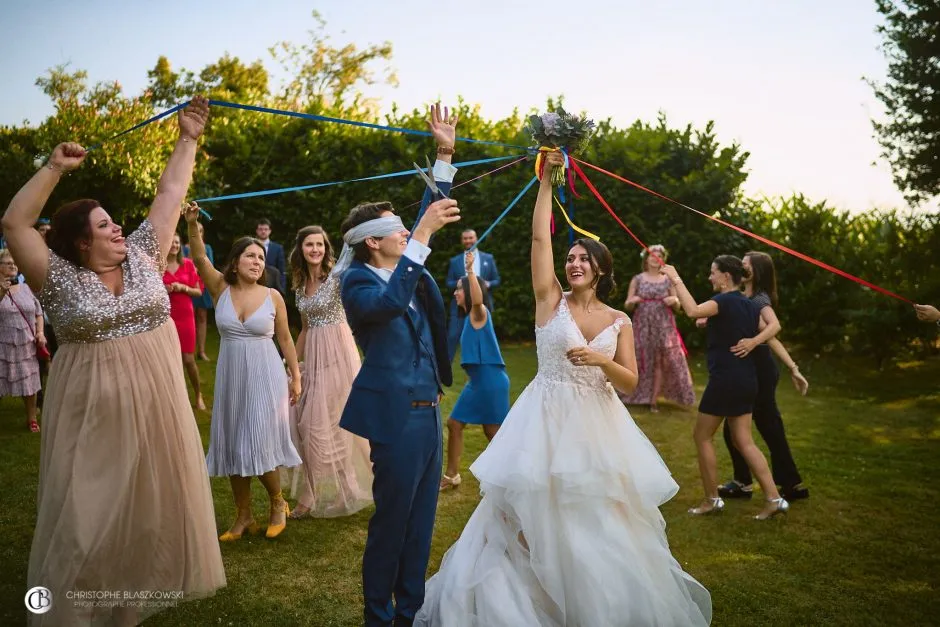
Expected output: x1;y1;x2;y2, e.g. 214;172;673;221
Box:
416;375;711;626
282;322;372;517
27;321;225;626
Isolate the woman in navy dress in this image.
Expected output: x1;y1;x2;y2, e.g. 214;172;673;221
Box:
719;251;810;502
439;250;510;491
663;255;789;520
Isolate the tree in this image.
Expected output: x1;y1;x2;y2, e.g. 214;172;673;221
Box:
870;0;940;204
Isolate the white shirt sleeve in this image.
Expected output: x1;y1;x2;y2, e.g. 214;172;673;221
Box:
433;159;457;183
403;238;431;266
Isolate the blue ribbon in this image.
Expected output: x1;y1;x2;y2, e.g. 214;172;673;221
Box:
193;155;523;204
470;176;539;250
84;103;187;152
208;100;529;150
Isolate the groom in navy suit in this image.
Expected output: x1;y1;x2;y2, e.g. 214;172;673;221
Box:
339;105;460;627
445;228;500;361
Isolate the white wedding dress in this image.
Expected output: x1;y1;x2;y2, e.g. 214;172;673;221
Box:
415;296;712;626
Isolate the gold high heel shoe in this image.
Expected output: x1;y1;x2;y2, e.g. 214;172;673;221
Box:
219;516;261;542
266;494;290;539
688;497;725;516
755;497;789;520
439;473;462;491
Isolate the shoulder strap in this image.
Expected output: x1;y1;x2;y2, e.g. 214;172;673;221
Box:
6;291;36;341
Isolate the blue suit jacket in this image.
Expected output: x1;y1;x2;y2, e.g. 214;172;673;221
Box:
340;258;452;444
446;250;500;310
340;176;454;444
265;241;287;291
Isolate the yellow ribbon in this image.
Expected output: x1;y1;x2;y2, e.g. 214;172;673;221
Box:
553;195;600;241
534;147;562;180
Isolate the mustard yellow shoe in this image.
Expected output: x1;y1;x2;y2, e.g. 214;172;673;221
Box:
266;497;290;539
219;519;261;542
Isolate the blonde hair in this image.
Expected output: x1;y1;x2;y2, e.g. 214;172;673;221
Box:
641;244;668;271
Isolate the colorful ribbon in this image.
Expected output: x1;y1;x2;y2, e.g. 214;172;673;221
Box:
573;158;913;304
471;177;539;250
193;155;524;203
207;100;529;150
553;195;600;241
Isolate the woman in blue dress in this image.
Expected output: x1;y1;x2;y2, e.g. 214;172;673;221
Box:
439;250;510;491
663;255;789;520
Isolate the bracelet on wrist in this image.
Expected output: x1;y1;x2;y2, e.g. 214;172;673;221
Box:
45;162;67;175
437;145;455;155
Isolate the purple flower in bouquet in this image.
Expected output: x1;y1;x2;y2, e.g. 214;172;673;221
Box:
526;107;595;186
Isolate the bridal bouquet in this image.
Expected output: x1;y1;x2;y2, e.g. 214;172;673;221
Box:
527;107;595;186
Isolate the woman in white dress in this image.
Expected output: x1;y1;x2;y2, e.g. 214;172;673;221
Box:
415;151;711;626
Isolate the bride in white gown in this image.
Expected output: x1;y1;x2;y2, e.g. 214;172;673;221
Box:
415;151;712;626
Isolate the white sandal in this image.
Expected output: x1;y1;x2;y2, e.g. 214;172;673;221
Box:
439;473;462;491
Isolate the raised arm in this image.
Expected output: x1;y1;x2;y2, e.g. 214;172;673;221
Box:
533;151;565;324
412;103;458;235
149;97;209;259
465;252;488;329
661;264;718;319
182;202;225;301
2;143;86;291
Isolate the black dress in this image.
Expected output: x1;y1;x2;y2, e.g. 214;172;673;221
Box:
698;290;762;416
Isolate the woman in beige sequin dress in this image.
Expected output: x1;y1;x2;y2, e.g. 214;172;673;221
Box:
283;226;372;518
3;97;225;626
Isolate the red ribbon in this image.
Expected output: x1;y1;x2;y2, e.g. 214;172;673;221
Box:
572;158;913;305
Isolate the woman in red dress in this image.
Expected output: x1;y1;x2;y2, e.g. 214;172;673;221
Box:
164;232;205;410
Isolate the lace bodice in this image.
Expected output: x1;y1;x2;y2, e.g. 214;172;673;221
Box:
534;295;630;392
38;220;170;344
296;274;346;328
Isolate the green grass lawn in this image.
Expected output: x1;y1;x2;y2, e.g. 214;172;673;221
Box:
1;329;938;626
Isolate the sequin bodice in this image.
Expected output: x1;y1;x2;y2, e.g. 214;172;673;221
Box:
38;220;170;344
296;273;346;328
534;295;629;392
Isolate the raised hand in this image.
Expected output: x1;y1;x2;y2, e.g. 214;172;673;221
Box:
464;250;476;273
48;142;87;173
544;151;564;168
427;102;458;148
413;198;460;245
179;95;210;141
181;201;202;224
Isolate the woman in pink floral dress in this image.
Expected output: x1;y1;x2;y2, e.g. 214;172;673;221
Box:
621;245;695;412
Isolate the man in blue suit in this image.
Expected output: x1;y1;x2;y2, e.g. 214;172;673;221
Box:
255;218;287;291
339;104;459;627
445;228;500;362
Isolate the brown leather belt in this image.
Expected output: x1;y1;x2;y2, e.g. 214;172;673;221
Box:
411;400;439;408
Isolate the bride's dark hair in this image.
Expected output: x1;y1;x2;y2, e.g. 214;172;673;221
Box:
568;238;616;302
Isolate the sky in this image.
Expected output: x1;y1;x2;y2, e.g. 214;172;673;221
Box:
0;0;920;213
